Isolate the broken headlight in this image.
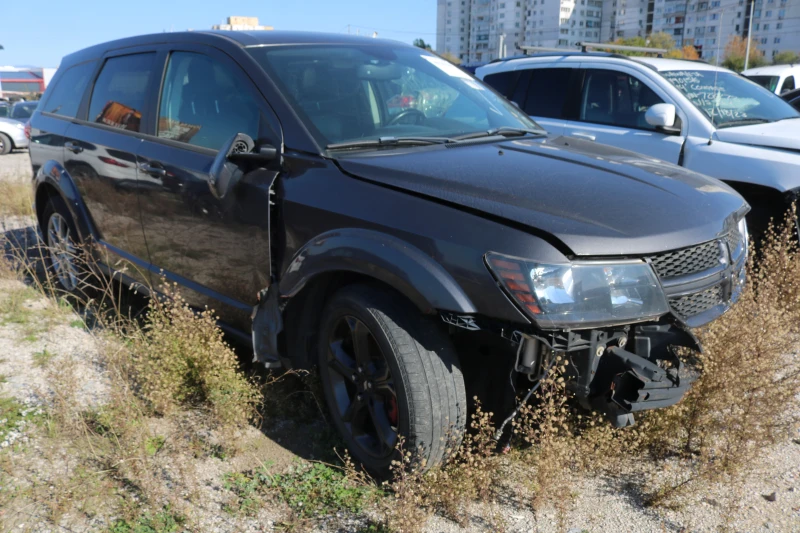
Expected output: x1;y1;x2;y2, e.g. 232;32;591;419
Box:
486;253;669;329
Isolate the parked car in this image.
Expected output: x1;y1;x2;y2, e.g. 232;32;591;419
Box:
29;32;748;476
781;86;800;111
742;64;800;95
0;116;29;154
10;101;38;121
477;53;799;240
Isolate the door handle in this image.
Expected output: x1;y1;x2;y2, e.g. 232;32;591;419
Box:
570;132;596;141
139;162;166;177
64;141;83;154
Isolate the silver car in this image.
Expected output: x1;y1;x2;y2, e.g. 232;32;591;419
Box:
0;116;29;155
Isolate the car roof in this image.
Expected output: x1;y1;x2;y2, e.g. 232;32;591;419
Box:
742;64;800;76
61;30;409;66
477;53;730;74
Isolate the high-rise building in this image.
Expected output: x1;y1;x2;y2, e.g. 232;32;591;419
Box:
436;0;800;65
212;16;273;31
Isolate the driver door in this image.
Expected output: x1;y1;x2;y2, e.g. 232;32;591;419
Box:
135;46;282;328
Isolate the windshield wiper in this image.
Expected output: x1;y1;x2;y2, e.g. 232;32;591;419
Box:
452;126;545;141
326;136;455;151
716;118;772;129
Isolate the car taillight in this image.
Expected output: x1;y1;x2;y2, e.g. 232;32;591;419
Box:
24;121;30;140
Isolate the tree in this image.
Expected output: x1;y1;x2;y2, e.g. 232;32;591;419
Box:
439;52;462;65
665;44;701;60
609;32;676;57
647;31;677;51
722;35;767;72
773;50;800;65
413;38;432;51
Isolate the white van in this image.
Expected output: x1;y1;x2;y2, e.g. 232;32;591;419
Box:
742;64;800;95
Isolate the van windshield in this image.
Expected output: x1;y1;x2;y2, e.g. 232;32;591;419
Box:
248;44;542;148
662;70;798;128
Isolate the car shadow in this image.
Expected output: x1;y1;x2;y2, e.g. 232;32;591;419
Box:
0;220;337;466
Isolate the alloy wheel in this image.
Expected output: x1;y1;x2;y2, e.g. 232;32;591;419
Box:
326;315;399;458
46;213;79;291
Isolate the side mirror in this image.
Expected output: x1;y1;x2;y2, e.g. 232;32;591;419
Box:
209;133;277;199
645;103;677;130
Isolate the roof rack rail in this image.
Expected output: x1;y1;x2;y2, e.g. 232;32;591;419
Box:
577;42;668;57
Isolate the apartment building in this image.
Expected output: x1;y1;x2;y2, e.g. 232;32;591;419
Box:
437;0;799;64
436;0;604;64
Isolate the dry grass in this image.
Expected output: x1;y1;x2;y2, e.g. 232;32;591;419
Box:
0;179;33;218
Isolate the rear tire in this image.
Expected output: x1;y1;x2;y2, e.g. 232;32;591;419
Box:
318;283;466;478
41;196;92;297
0;133;12;155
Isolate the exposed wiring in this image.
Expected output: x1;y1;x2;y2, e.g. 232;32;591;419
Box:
494;353;559;443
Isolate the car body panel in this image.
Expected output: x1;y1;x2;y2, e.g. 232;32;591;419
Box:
0;116;29;149
333;136;745;257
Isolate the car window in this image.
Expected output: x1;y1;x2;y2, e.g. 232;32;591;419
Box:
482;71;518;98
781;75;795;94
579;69;664;130
40;61;96;118
158;51;260;151
747;75;779;92
0;106;7;118
88;53;155;133
250;45;539;147
11;102;38;120
520;68;572;119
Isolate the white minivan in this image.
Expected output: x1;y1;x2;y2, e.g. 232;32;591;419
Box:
743;64;800;95
477;54;800;238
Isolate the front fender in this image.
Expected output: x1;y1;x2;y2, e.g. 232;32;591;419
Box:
34;160;98;243
278;228;477;314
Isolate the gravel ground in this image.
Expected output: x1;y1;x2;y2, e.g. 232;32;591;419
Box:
0;151;799;532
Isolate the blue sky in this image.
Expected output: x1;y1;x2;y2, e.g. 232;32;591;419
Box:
0;0;439;67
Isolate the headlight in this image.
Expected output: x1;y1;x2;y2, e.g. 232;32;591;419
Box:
486;252;669;329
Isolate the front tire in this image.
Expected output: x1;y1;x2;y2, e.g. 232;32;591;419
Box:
318;284;466;477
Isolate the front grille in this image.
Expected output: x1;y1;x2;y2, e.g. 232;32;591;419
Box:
649;240;722;279
669;286;723;318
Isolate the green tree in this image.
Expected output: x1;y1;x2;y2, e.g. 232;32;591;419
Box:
773;50;800;65
439;52;462;65
608;32;677;57
413;38;432;51
722;35;768;71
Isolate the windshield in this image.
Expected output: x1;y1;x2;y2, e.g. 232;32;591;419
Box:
11;102;37;120
248;44;541;148
746;75;780;93
662;70;798;128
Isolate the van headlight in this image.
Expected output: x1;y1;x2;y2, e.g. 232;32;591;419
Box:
486;252;669;329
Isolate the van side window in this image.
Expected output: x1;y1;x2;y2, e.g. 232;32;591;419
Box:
579;69;664;131
781;75;795;93
88;53;155;132
521;68;572;118
157;52;259;151
483;71;518;98
41;61;96;118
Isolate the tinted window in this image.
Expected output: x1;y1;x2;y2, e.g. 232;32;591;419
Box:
483;71;518;97
0;106;7;118
88;53;155;132
781;75;795;93
157;52;259;151
41;61;96;118
747;75;779;92
522;68;572;118
11;102;38;120
580;70;664;130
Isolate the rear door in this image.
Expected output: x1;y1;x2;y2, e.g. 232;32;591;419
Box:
135;45;282;328
62;50;158;283
485;66;577;136
561;64;684;163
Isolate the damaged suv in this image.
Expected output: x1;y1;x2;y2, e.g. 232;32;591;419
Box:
28;31;748;476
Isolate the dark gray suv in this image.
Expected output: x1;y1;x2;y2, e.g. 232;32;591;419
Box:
28;31;748;476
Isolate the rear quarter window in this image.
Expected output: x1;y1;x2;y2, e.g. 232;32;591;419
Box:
40;61;96;118
482;70;518;97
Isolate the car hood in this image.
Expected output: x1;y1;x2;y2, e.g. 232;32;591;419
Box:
713;118;800;151
334;135;746;256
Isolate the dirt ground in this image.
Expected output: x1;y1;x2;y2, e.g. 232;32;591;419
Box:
0;150;798;532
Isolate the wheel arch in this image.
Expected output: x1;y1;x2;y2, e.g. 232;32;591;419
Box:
34;161;98;243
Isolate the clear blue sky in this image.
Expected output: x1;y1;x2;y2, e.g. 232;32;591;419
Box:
0;0;439;67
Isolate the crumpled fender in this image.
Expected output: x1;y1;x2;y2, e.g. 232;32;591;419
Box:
278;228;477;315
